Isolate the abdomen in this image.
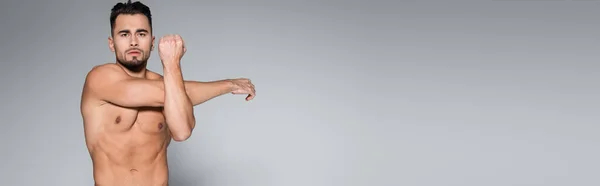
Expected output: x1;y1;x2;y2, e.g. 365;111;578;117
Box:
91;133;170;186
91;156;169;186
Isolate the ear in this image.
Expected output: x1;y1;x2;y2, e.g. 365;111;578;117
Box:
108;36;115;52
151;35;156;51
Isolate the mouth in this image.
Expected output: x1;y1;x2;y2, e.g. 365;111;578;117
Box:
127;50;141;55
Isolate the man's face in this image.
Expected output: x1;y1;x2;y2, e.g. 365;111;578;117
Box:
109;14;154;71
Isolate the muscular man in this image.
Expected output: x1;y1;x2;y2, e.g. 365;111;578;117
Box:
79;1;256;185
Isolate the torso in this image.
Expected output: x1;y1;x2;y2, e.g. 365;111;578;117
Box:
81;65;171;186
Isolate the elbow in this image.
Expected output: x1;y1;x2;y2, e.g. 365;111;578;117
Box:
168;112;196;142
171;121;194;142
172;130;192;142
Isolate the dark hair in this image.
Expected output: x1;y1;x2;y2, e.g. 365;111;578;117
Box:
109;0;153;35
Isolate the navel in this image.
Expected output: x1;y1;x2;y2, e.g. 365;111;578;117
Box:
115;116;121;124
158;122;164;129
130;168;138;173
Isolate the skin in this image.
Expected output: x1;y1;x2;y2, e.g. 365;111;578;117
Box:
80;14;256;186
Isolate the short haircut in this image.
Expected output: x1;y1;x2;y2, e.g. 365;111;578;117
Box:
109;0;153;35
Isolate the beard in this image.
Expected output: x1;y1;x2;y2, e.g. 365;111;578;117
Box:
117;55;147;73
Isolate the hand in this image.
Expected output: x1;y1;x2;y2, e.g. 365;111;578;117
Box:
230;78;256;101
158;34;187;66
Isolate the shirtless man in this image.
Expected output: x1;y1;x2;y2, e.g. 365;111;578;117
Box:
79;1;256;185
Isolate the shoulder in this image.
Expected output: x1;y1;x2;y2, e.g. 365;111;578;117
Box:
86;63;125;78
81;64;124;105
83;63;130;91
85;64;127;83
146;69;164;80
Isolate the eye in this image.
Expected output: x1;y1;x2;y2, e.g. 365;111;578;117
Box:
139;33;146;37
120;33;128;37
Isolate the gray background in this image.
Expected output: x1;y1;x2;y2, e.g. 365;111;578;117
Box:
1;0;599;186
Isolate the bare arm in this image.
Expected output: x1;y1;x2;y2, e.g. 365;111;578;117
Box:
84;64;166;108
160;64;255;141
84;64;249;109
147;70;235;105
162;63;195;141
184;80;235;104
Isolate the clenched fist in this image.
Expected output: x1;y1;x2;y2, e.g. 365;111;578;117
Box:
158;34;186;66
229;78;256;101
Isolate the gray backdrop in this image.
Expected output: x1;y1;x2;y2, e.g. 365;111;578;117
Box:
1;0;599;186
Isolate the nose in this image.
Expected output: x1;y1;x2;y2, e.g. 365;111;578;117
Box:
130;37;139;47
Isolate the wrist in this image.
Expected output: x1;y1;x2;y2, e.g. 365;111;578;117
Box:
162;62;181;72
225;79;236;92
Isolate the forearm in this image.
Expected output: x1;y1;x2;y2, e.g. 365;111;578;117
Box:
184;80;234;105
163;63;195;141
127;78;233;107
110;78;233;108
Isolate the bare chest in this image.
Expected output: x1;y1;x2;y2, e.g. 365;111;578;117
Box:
84;105;172;166
106;106;168;136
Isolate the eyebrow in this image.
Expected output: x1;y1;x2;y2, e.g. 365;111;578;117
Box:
117;29;149;34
